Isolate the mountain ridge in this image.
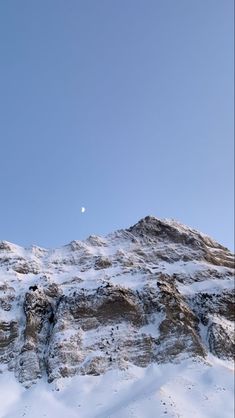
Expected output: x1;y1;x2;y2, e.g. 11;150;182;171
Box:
0;215;231;252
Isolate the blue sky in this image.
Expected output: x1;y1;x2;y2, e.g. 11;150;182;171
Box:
0;1;234;249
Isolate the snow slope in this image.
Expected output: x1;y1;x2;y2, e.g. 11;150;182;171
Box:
0;356;234;418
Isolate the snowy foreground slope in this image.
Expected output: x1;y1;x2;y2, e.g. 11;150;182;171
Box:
0;216;234;417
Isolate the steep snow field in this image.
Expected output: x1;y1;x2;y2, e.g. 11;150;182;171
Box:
0;355;234;418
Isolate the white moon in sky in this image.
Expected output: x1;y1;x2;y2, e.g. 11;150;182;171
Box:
81;207;86;213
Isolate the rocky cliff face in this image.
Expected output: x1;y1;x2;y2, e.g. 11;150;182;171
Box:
0;217;234;387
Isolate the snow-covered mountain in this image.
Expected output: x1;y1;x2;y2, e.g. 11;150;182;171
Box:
0;216;234;417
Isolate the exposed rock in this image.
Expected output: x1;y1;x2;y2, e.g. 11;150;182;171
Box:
0;241;13;251
0;321;18;362
208;321;234;359
13;261;40;275
94;256;112;270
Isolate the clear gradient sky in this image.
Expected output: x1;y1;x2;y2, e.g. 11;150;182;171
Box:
0;1;234;250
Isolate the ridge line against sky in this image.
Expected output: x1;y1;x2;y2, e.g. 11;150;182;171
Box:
0;0;234;250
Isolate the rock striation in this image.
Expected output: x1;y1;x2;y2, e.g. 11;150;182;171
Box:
0;216;234;387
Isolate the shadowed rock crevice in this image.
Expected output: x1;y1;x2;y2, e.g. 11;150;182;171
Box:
16;285;60;386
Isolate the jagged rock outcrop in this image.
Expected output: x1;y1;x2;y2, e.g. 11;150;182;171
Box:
0;216;234;387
